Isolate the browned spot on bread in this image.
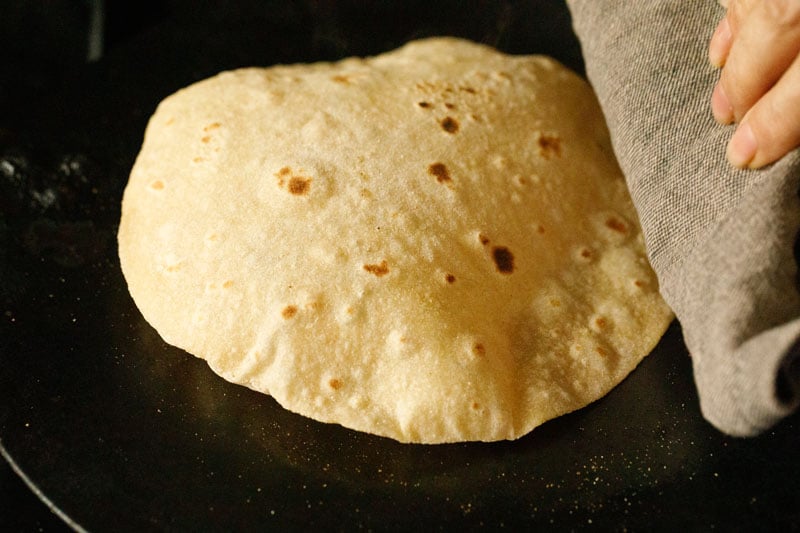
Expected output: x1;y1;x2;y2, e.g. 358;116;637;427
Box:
275;167;312;195
222;280;234;289
596;346;608;357
605;217;628;234
445;273;456;284
594;317;607;329
417;101;432;109
492;246;515;274
478;233;490;245
444;102;456;110
580;247;593;259
331;75;351;84
537;134;562;158
149;180;164;190
427;162;452;184
363;260;389;277
328;378;343;390
536;225;546;234
203;122;221;132
633;279;646;288
471;402;480;410
282;305;298;319
440;116;459;133
288;176;311;195
473;343;486;357
201;135;211;143
460;86;477;94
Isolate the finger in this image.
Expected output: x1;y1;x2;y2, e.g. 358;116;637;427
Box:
709;16;732;67
727;53;800;168
711;80;734;124
720;1;800;122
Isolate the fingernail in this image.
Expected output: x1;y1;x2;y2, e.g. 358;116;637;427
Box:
709;17;731;67
727;122;757;168
711;82;734;124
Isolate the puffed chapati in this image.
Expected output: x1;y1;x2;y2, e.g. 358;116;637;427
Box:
118;38;673;443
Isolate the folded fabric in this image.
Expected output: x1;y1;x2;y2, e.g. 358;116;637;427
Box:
567;0;800;436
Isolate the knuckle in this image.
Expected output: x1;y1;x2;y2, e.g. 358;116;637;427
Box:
728;0;757;24
762;0;800;29
720;67;752;114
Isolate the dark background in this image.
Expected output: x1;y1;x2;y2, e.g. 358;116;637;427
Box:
1;457;68;531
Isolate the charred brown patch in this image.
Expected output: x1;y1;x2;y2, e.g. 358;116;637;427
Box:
288;176;311;195
427;162;451;184
479;233;490;245
282;305;298;319
473;343;486;357
440;116;459;134
328;378;343;390
276;167;312;195
417;101;432;109
201;135;211;143
331;75;351;84
605;217;628;234
445;273;456;284
537;134;562;158
444;102;456;110
492;246;515;274
275;167;290;187
363;260;389;277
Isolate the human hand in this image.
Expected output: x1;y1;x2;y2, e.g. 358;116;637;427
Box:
708;0;800;169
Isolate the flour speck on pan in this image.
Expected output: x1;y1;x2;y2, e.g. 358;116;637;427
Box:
118;38;673;444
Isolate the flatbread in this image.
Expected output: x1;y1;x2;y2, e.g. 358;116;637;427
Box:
118;37;673;443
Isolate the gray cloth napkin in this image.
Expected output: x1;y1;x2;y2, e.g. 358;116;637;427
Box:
567;0;800;436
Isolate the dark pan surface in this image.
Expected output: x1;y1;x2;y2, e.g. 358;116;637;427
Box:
2;1;799;530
